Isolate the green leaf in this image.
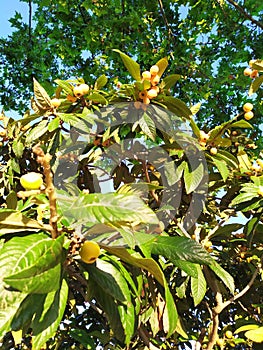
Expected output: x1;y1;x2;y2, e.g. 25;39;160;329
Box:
0;289;26;339
164;161;186;186
210;223;243;239
231;120;253;129
184;161;204;194
162;74;181;89
33;78;52;109
245;327;263;343
213;150;239;169
48;117;60;132
139;113;156;140
101;244;178;335
155;57;169;77
69;329;95;349
162;96;192;119
6;191;17;210
190;102;202;116
12;139;24;158
87;92;108;105
113;49;141;81
230;191;259;206
211;157;229;182
249;75;263;95
26;120;49;144
151;236;213;265
209;261;235;293
173;259;199;277
95;74;108;90
87;259;129;303
191;265;206;306
237;150;252;171
0;210;45;236
57;191;158;226
31;279;69;350
88;278;125;342
11;294;46;331
235;324;260;334
3;234;64;294
55;79;74;95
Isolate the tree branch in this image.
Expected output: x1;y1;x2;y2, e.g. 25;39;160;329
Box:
220;262;261;311
33;146;59;239
225;0;263;30
204;261;261;350
157;0;176;58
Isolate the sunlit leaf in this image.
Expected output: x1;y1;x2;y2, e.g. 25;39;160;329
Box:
113;49;141;81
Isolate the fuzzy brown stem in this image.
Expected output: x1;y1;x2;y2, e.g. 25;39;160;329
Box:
33;146;59;239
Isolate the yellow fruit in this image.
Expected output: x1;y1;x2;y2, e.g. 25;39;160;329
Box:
243;102;253;112
251;164;262;172
216;338;224;347
79;241;101;264
250;69;258;79
199;130;209;142
204;240;213;249
73;84;89;98
20;172;43;190
210;147;217;155
142;71;152;80
80;83;90;95
199;141;207;148
244;111;254;120
139;90;147;100
258;185;263;197
225;330;233;339
50;98;61;108
256;159;263;168
150;65;159;76
243;67;252;76
147;88;158;99
151;74;160;86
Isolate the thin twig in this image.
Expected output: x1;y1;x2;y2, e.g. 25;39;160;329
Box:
138;327;160;350
225;0;263;30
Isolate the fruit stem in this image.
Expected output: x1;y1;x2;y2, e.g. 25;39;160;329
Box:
33;146;59;239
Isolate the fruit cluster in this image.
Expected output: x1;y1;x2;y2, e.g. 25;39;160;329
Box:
73;83;90;98
139;65;160;104
243;60;259;79
243;102;254;121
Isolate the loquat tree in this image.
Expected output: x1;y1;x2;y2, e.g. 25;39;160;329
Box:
0;48;263;350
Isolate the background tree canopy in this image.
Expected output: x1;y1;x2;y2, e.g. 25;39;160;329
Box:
0;0;263;131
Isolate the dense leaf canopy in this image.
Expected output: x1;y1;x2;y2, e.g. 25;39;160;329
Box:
1;0;263;131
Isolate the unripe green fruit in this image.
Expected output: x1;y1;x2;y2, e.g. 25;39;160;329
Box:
79;241;101;264
20;172;43;190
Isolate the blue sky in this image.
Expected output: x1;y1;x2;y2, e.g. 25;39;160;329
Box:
0;0;28;38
